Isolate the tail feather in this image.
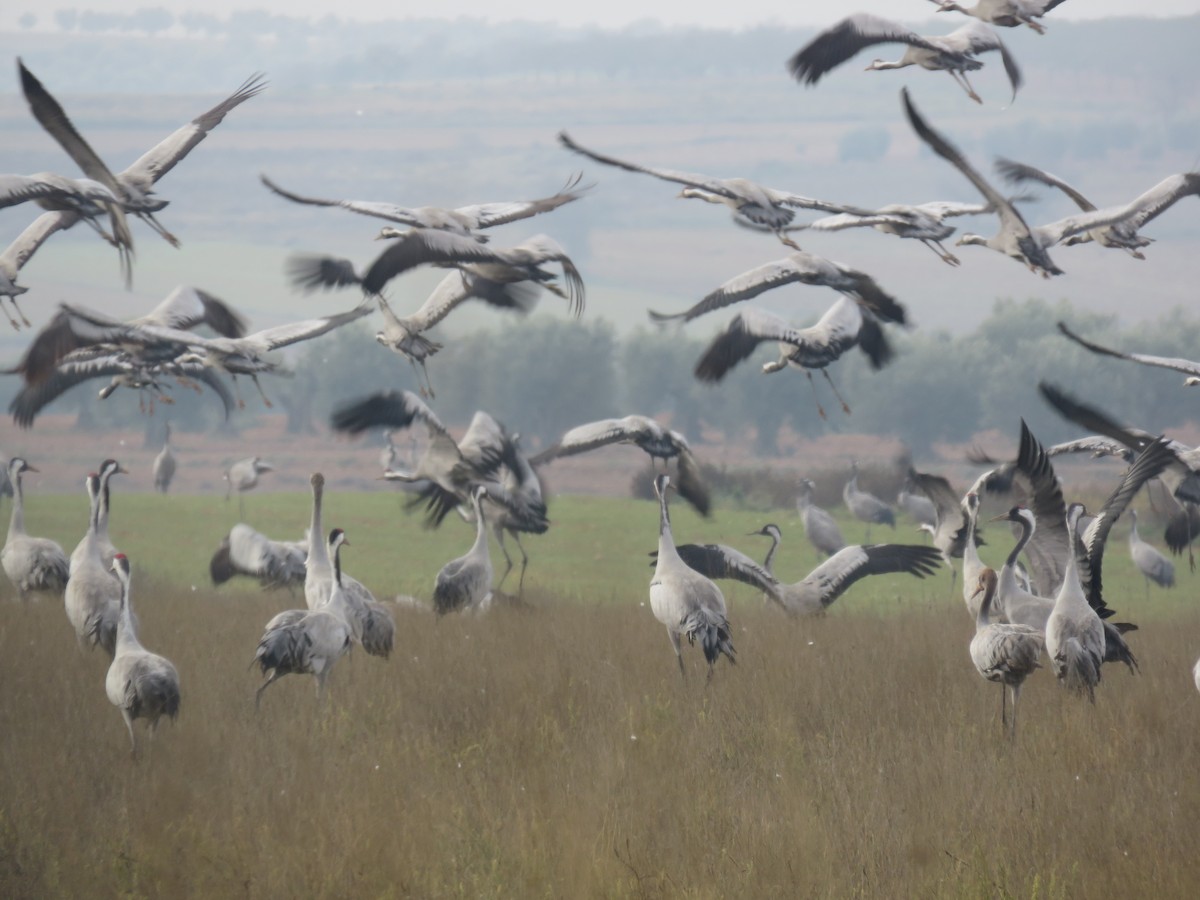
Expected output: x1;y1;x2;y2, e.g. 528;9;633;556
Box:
681;607;736;667
1102;621;1139;673
1056;637;1100;702
254;622;306;676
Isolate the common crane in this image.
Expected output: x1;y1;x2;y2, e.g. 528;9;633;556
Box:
69;457;125;577
287;231;584;311
843;461;895;541
691;300;893;419
65;471;122;656
660;532;941;617
796;479;846;558
532;415;711;516
261;171;589;238
209;523;306;592
153;423;176;494
929;0;1069;33
789;16;1021;104
433;485;494;615
253;529;356;708
969;567;1044;742
20;60;265;251
1;458;69;603
649;250;906;327
1045;504;1106;702
997;162;1199;258
306;474;394;658
902;90;1146;278
224;457;273;517
107;554;180;756
1128;510;1174;595
557;130;879;249
796;480;844;556
649;474;735;678
896;475;937;528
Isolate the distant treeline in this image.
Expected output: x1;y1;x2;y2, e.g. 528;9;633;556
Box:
10;297;1199;459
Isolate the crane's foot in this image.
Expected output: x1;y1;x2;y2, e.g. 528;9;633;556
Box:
815;402;827;420
940;252;961;266
779;235;803;252
968;91;982;105
840;401;852;415
1026;20;1046;35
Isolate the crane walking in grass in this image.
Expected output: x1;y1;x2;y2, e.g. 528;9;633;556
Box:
969;567;1044;741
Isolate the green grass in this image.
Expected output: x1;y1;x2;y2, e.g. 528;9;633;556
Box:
2;491;1198;897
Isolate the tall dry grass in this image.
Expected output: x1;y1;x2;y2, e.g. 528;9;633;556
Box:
2;571;1199;898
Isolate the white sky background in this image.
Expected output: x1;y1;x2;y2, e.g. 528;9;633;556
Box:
5;0;1200;30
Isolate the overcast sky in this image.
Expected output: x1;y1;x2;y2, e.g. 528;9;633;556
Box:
6;1;1200;30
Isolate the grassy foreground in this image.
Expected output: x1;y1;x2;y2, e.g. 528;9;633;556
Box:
1;491;1199;897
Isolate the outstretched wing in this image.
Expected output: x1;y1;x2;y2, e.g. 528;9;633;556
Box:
800;544;943;607
1058;321;1200;382
330;389;450;440
788;14;935;85
558;131;741;201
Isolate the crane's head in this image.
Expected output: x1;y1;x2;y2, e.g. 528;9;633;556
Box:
653;473;671;498
376;226;407;241
328;527;349;549
311;472;325;490
970;567;998;609
955;233;988;248
750;523;782;542
991;506;1035;536
111;553;131;583
8;458;34;477
964;491;979;513
99;458;129;477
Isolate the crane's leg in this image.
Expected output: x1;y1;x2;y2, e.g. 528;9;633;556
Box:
121;709;138;758
776;230;803;252
493;523;514;591
2;296;30;329
1000;682;1008;729
1009;684;1022;742
949;70;983;105
820;369;852;415
1019;16;1046;35
255;672;282;711
804;372;828;420
668;629;685;679
512;532;530;595
250;374;274;409
921;238;960;266
419;360;436;399
139;211;181;249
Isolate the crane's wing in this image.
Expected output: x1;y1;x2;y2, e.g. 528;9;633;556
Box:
454;172;592;228
457;411;508;471
910;469;980;558
943;21;1022;100
122;74;266;187
1047;435;1135;463
902;88;1036;247
798;544;943;608
995;158;1097;211
261;174;427;226
1035;202;1154;247
801;212;909;232
530;416;658;464
1112;172;1200;232
239;303;373;353
674;448;712;518
330;389;450;440
787;14;935;85
1009;419;1069;597
557;131;741;201
650;255;829;323
135;285;246;337
501;234;586;317
0;173;113;210
664;542;781;598
1058;320;1200;382
0;210;81;281
1077;437;1174;615
286;254;362;293
361;230;509;296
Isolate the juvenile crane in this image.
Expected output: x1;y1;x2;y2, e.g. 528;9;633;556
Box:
1128;510;1175;595
107;554;180;756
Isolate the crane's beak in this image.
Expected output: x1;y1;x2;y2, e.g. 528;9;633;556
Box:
117;465;130;475
24;464;40;474
988;512;1010;522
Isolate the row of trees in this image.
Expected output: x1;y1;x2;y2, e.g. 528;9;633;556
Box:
15;298;1199;462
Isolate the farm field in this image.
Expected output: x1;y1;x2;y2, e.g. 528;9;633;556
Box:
2;490;1199;897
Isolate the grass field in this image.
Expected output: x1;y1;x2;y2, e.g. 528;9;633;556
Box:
2;490;1199;897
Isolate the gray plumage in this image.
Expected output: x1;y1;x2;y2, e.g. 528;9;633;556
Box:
929;0;1070;33
649;474;735;676
68;457;125;577
224;457;273;517
897;476;938;528
1;458;69;602
1128;511;1174;591
796;479;846;557
153;423;176;493
968;567;1044;741
1058;321;1200;387
1046;505;1105;702
843;461;895;540
209;523;307;591
433;485;494;616
106;554;180;756
64;472;121;657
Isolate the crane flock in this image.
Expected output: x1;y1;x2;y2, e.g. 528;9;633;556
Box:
3;2;1200;757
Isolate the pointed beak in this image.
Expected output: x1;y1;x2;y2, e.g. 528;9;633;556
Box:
117;466;129;475
24;465;40;474
988;513;1009;522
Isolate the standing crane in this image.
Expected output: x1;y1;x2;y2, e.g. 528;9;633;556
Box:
64;472;121;656
1;458;68;603
69;457;125;576
433;485;494;615
1128;510;1175;596
796;478;846;558
968;567;1044;741
153;423;176;493
843;461;895;541
253;529;356;708
649;474;735;678
106;554;180;756
1046;504;1106;702
224;457;273;517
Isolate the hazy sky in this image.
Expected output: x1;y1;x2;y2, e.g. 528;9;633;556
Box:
7;0;1200;30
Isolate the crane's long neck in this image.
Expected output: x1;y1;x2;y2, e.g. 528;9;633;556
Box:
469;492;489;558
763;532;780;574
975;578;995;630
115;574;142;654
1005;515;1032;572
97;471;113;545
964;503;982;569
325;537;350;615
655;487;678;567
7;469;25;541
1056;512;1087;611
308;482;330;576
